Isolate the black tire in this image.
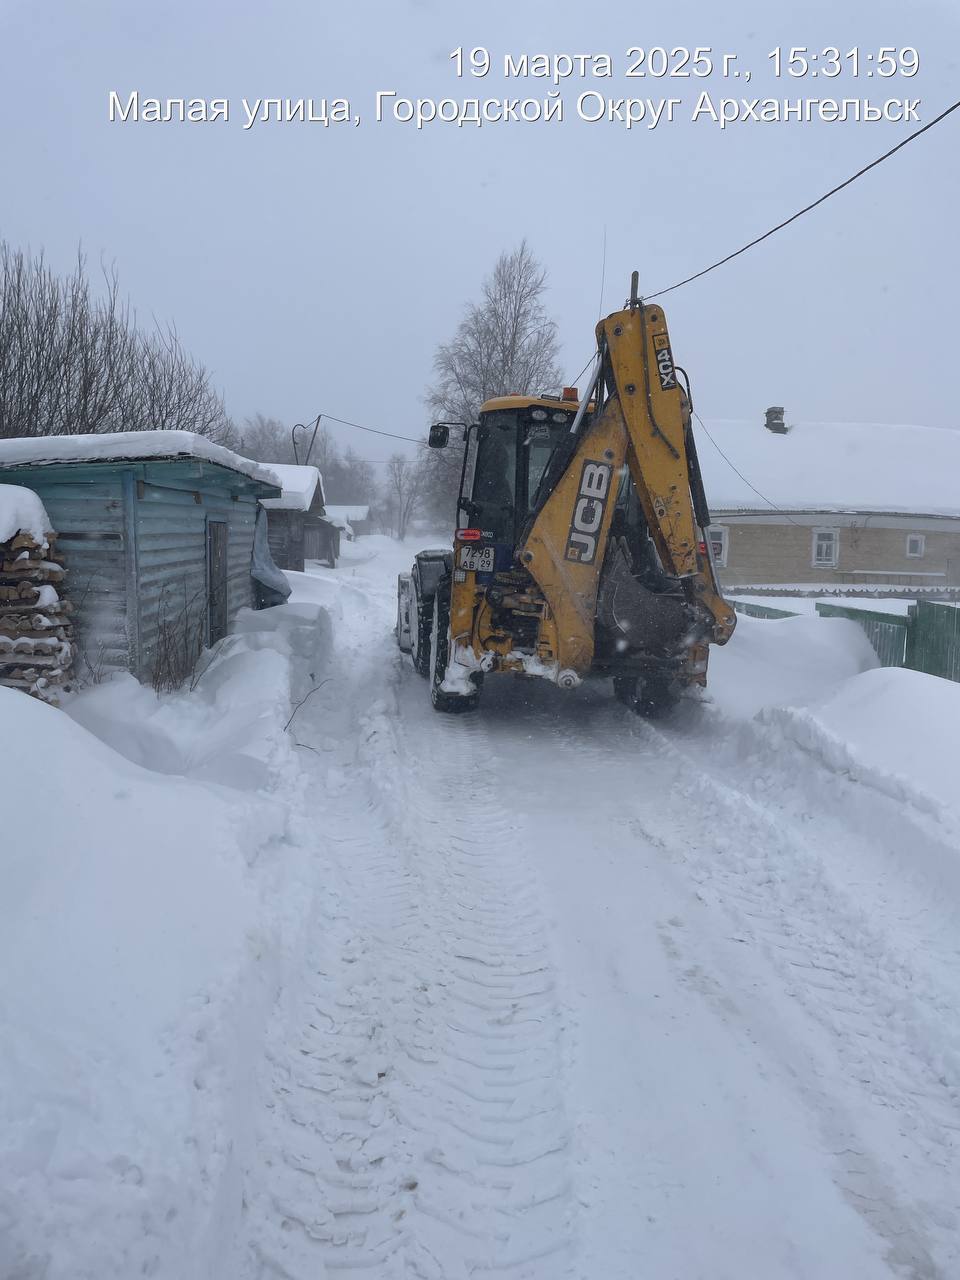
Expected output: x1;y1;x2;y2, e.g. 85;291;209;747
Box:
396;592;412;653
430;582;480;713
613;674;678;719
411;597;432;677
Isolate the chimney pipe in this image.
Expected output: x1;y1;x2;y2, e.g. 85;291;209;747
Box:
765;406;787;434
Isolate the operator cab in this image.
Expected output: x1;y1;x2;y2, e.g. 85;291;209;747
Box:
457;390;586;554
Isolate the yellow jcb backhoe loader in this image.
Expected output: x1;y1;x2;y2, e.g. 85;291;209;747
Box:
396;274;736;715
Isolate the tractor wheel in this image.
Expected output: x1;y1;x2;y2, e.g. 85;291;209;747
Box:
396;591;412;653
411;596;433;678
613;675;678;719
430;582;480;713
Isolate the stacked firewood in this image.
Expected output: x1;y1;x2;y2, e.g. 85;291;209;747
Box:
0;525;74;702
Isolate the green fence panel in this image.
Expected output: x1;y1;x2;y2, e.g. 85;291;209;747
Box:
731;598;960;683
906;601;960;682
732;601;800;620
814;603;910;668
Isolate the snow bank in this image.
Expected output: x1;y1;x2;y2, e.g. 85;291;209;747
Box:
67;603;329;789
1;599;332;1279
0;689;263;1278
707;610;960;827
0;482;51;546
707;613;878;720
769;666;960;821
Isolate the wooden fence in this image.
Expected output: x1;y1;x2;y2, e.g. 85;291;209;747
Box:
814;603;911;668
905;600;960;682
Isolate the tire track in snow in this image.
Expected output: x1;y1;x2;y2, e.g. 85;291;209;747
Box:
619;711;960;1278
247;545;959;1275
243;645;573;1278
473;679;960;1275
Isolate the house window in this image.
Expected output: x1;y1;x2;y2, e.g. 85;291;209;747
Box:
906;534;925;558
812;528;839;569
707;525;728;568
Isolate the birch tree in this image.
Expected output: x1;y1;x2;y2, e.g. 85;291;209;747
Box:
421;241;562;519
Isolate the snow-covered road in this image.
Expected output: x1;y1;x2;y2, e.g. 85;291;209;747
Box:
234;536;960;1280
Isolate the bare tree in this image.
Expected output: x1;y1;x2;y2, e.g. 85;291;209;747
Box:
385;452;425;540
238;414;298;464
421;241;562;519
0;242;232;442
338;448;378;506
239;414;380;509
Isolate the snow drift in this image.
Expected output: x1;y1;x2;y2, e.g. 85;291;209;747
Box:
0;601;330;1280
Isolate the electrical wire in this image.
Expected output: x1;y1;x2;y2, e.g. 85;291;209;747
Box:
293;101;959;476
597;225;607;318
647;96;960;300
567;351;597;387
301;410;425;446
693;410;803;526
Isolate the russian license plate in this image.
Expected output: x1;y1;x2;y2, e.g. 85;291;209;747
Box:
459;545;495;573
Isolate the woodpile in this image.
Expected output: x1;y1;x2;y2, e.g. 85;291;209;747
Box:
0;526;74;702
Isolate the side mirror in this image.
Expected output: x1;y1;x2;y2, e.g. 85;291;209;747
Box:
428;423;450;449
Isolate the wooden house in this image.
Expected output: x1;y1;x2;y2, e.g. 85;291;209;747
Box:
0;432;284;685
695;417;960;592
260;463;339;570
323;504;373;539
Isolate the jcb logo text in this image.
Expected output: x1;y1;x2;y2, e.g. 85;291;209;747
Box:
565;461;613;565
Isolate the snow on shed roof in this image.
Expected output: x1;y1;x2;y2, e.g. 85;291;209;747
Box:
259;463;324;512
0;431;281;490
323;504;370;522
0;483;52;545
695;419;960;518
324;513;353;533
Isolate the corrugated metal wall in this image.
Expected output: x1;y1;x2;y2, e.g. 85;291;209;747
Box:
2;460;264;685
135;464;258;681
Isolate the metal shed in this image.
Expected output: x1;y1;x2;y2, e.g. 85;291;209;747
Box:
0;432;283;684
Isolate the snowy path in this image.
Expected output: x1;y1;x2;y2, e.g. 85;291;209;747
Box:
235;537;960;1280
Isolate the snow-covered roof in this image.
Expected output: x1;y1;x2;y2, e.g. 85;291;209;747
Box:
259;463;324;512
324;504;370;522
0;431;281;490
0;483;52;545
695;419;960;518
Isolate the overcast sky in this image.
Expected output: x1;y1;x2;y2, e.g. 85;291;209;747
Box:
1;0;958;465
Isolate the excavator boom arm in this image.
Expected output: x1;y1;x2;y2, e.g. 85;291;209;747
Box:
519;300;736;676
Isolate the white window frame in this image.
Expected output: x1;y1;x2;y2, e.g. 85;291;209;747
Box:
812;528;839;569
906;533;925;559
706;525;728;568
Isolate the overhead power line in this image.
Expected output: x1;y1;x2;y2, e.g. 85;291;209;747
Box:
647;96;960;300
304;411;424;445
299;100;959;458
